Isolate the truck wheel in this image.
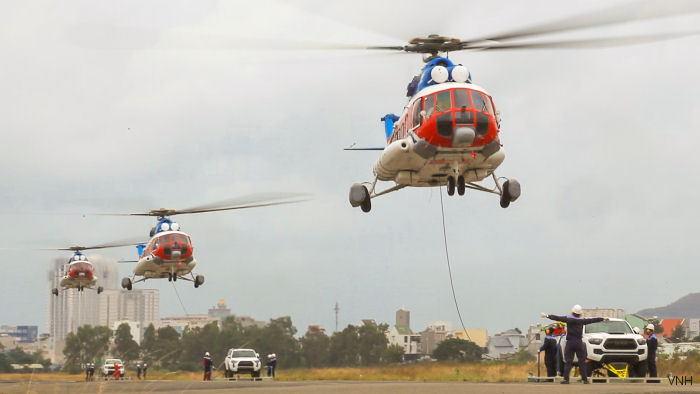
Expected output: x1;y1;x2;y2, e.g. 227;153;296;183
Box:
632;361;647;377
252;370;260;378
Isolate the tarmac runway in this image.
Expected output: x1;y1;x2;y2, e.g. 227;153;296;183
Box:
1;379;697;394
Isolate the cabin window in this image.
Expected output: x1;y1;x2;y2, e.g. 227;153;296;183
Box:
437;112;452;138
454;89;470;109
483;94;495;115
436;90;451;112
471;90;487;112
455;110;474;125
424;94;435;118
476;112;490;137
412;99;422;127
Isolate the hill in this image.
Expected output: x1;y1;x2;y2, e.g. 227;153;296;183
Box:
637;293;700;318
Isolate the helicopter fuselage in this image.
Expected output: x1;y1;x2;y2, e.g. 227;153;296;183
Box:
375;82;504;187
60;261;97;289
132;230;197;279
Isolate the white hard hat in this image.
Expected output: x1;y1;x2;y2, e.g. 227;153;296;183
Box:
633;327;641;334
646;323;655;331
205;352;210;356
272;353;276;358
572;304;582;314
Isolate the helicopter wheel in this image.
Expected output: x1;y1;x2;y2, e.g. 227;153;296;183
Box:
121;277;133;291
499;179;521;208
360;197;371;213
52;288;59;296
97;286;104;294
167;273;172;282
194;274;205;288
173;274;177;282
447;176;455;196
457;176;465;196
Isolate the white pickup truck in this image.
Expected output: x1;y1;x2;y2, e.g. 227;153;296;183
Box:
223;348;262;378
101;358;126;377
560;318;647;377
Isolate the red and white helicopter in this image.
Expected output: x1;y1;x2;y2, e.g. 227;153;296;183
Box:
113;193;306;290
341;4;699;212
46;240;141;296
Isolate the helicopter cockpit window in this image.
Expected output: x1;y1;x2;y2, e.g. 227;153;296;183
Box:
424;94;435;118
471;90;487;112
412;99;422;127
436;91;451;113
483;94;495;115
453;89;470;109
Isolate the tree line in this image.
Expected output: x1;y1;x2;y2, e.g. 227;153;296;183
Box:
62;315;483;371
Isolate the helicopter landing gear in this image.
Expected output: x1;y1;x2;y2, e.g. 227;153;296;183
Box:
121;277;133;291
349;183;372;212
194;274;205;288
97;286;104;294
498;178;521;208
447;176;455;196
457;176;466;196
52;288;58;296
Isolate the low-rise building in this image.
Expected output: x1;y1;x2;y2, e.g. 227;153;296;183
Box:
159;315;217;335
485;328;528;359
454;329;488;348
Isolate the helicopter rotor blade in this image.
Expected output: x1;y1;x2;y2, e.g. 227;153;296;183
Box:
460;0;700;45
38;236;147;252
460;31;700;51
172;192;310;215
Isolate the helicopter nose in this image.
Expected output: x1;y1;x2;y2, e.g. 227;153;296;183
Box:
453;126;475;147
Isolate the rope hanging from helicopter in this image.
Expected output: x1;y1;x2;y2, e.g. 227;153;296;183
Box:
171;282;190;316
438;186;471;342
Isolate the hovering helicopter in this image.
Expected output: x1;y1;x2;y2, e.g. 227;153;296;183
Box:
341;4;700;212
46;240;142;296
112;193;307;290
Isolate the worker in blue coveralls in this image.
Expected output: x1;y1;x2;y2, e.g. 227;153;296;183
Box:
645;323;658;377
539;326;558;377
541;305;608;384
202;352;213;381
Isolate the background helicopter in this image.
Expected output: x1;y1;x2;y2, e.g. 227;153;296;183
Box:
109;193;307;290
334;6;700;212
45;240;142;296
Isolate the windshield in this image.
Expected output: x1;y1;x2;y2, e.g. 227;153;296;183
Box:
586;321;632;334
232;350;257;358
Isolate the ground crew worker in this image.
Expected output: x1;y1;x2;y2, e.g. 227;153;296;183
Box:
85;363;90;381
539;327;558;377
203;352;213;381
113;362;121;380
645;323;658;377
89;363;95;380
552;321;566;376
266;353;277;378
142;363;148;379
137;362;142;380
541;305;607;384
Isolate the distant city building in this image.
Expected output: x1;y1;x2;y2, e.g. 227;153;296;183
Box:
386;308;420;360
686;318;700;339
453;329;488;348
235;316;265;329
0;326;38;343
159;315;217;335
485;328;528;359
47;256;159;362
208;300;231;320
526;323;545;356
396;308;410;328
582;308;625;319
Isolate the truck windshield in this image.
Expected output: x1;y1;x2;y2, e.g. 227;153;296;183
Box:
232;350;257;358
585;321;632;334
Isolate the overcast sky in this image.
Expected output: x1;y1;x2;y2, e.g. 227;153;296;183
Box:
1;0;699;336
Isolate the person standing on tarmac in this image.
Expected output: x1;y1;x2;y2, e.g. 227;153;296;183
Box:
266;354;277;378
645;323;658;377
541;304;608;384
203;352;213;381
539;327;558;377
